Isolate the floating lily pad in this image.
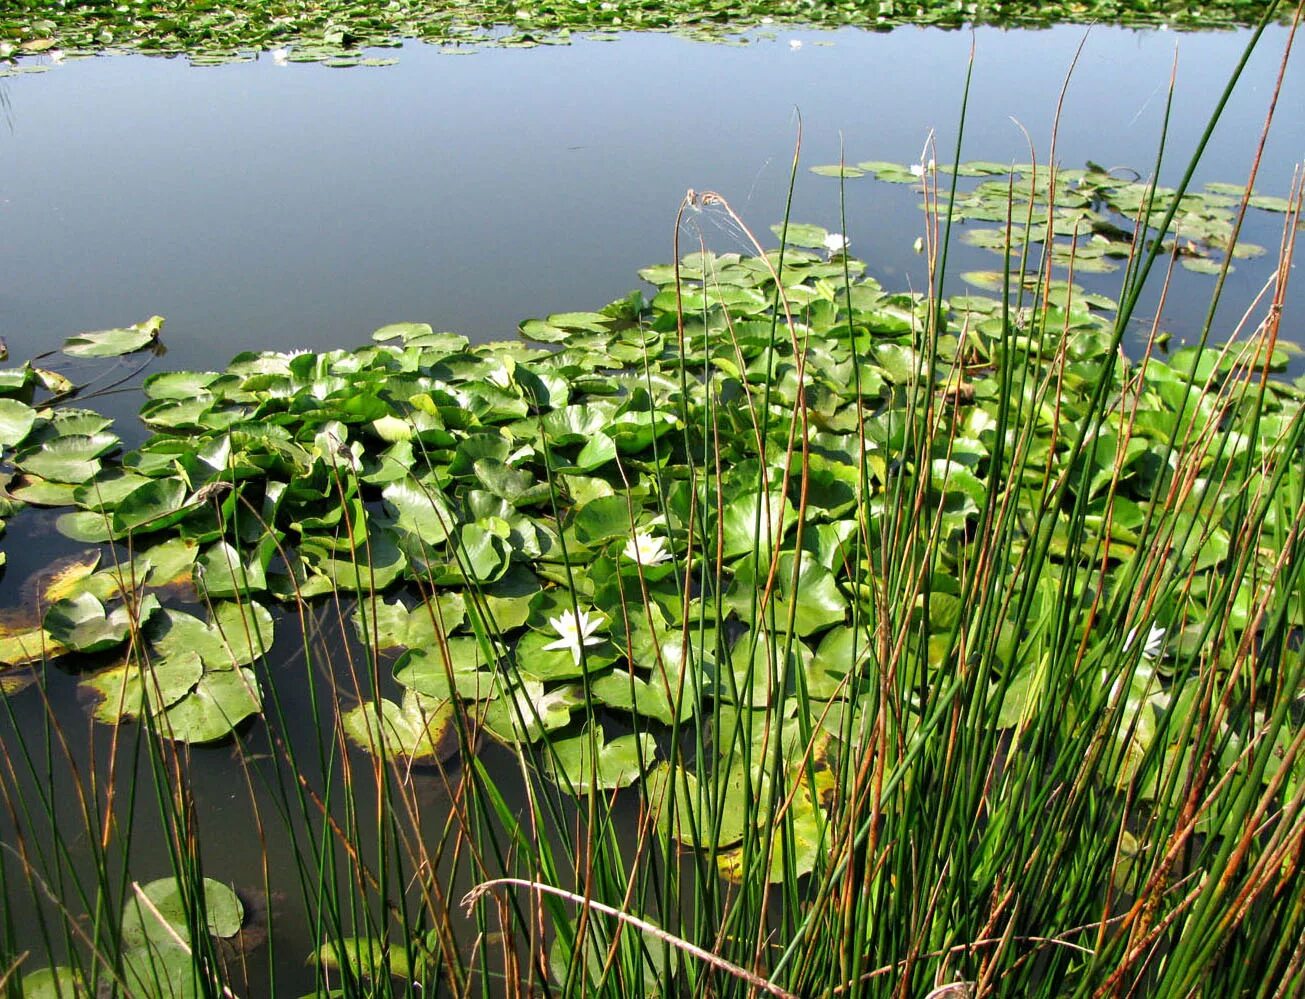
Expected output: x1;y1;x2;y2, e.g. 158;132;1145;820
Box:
121;875;243;949
43;592;160;655
84;649;206;724
158;666;261;743
341;689;456;761
0;398;36;447
542;729;657;794
62;315;164;358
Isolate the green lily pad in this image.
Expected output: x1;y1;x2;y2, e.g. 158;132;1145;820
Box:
479;680;582;744
84;649;205;723
393;638;501;700
158;666;261;743
542;729;657;794
121;875;243;949
341;689;456;762
43;592;160;655
62;315;164;358
146;603;273;670
0;398;36;447
14;433;118;484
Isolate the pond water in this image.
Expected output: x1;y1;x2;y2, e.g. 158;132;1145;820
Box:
1;24;1301;381
0;21;1302;995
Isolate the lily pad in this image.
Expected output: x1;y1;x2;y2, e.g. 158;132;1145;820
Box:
341;689;457;762
158;666;261;743
62;315;164;358
542;729;658;794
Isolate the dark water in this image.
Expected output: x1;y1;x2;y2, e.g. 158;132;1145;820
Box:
0;23;1301;993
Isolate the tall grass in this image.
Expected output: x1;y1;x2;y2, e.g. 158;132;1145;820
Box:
2;9;1303;998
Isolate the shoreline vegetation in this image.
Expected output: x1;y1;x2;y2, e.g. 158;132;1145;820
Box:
0;0;1292;70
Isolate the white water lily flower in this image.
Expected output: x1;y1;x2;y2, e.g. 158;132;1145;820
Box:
909;158;936;179
1124;623;1166;660
542;608;605;665
622;531;671;567
789;39;803;50
49;49;65;65
823;232;849;256
270;47;290;65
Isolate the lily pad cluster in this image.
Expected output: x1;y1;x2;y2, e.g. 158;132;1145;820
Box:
811;159;1296;278
0;233;1302;864
0;0;1287;73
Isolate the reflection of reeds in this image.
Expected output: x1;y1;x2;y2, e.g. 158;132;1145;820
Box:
2;12;1304;998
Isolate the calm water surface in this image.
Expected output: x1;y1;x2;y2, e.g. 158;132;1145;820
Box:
1;25;1301;375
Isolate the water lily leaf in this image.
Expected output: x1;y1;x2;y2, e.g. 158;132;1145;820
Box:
540;403;613;444
14;433;118;484
112;476;191;535
20;967;87;998
573;494;636;544
515;627;617;681
84;649;205;723
1179;255;1226;275
382;476;455;545
146;603;274;670
372;321;434;343
341;690;456;761
0;398;36;447
142;370;219;400
1248;195;1292;212
316;937;419;982
518;319;572;343
73;469;155;510
728;552;847;638
589;669;693;724
196;539;270;598
856;160;921;183
479;680;582;744
716;777;829;882
27;551;102;606
394;638;500;700
473;458;549;506
44;592;159;655
56;509;119;543
810;164;866;178
158;666;261;743
7;475;79;506
476;567;541;632
542;729;657;794
139;537;202;590
545;311;611;333
306;526;408;592
770;222;832;249
809;626;872;698
572;430;616;471
62;315;163;358
721;486;795;559
0;623;69;666
121;875;243;949
441;523;509;585
647;762;749;849
120;943;203;999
